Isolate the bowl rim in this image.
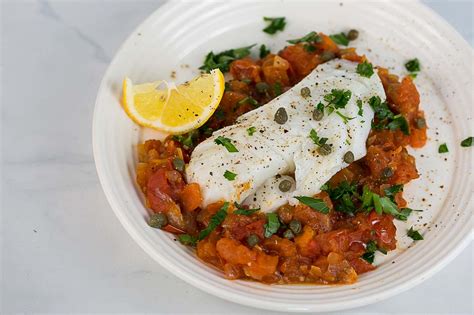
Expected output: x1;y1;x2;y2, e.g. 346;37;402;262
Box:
93;0;473;312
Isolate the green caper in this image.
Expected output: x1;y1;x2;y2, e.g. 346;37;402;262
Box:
274;107;288;124
347;29;359;41
415;117;426;129
256;82;269;94
289;219;302;234
172;157;185;172
148;213;168;229
278;179;293;192
246;234;260;247
312;109;324;121
320;51;335;62
381;167;394;178
343;151;355;164
317;144;332;155
300;86;311;98
283;229;295;239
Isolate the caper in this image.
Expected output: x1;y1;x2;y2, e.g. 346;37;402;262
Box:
256;82;269;94
415;117;426;129
312;109;324;121
172;157;185;172
347;29;359;41
381;167;394;178
300;86;311;98
148;213;168;229
317;144;332;155
278;179;293;192
289;219;302;234
343;151;355;164
283;229;295;239
274;107;288;124
246;234;260;247
320;51;335;62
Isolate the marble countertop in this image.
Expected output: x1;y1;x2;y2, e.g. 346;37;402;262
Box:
1;0;472;313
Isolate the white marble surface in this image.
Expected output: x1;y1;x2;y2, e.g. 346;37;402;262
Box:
1;0;472;314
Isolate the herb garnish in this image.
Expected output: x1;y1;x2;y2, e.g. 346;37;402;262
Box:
362;240;387;264
309;129;328;147
288;31;321;45
233;202;260;215
335;111;355;124
294;196;330;214
200;44;256;73
238;96;259;107
273;82;283;96
262;17;286;34
461;136;473;147
322;181;358;215
368;96;410;135
264;213;281;237
223;170;237;181
178;202;229;246
383;184;403;202
356;99;364;116
173;130;199;149
356;61;374;78
407;227;424;241
247;126;257;136
329;32;349;46
214;136;238;152
259;44;270;58
324;89;352;109
438;143;449;153
405;58;420;72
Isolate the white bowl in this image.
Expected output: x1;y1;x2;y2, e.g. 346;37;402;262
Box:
93;1;473;312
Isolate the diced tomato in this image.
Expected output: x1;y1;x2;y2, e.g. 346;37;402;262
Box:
181;183;202;212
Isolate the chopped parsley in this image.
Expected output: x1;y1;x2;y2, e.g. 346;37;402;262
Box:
356;99;364;116
238;96;259;107
262;17;286;34
395;207;422;221
273;82;283;96
233;202;260;215
362;240;387;264
368;96;410;135
335;111;355;124
383;184;403;202
214;136;238;152
178;202;229;246
329;32;349;46
309;129;328;146
405;58;421;72
324;89;352;109
264;213;281;238
461;136;473;147
361;186;405;218
294;196;330;214
259;44;270;58
173;130;198;149
323;181;358;215
438;143;449;153
407;227;424;241
223;170;237;181
287;31;321;44
199;44;256;73
316;102;325;113
247;126;257;136
356;61;374;78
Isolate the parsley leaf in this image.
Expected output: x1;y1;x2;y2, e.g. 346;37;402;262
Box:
405;58;421;72
287;31;321;44
461;137;473;147
259;44;270;58
233;202;260;215
335;110;355;124
223;170;237;181
368;96;410;135
356;61;374;78
173;130;199;150
369;96;393;120
362;240;387;264
329;32;349;46
263;17;286;34
247;126;257;136
438;143;449;153
273;82;282;96
294;196;330;214
264;213;281;238
387;114;410;135
324;89;352;109
384;184;404;202
317;102;325;112
178;234;197;246
200;44;256;73
198;202;229;240
395;208;418;221
356;99;364;116
238;96;259;107
309;129;328;147
407;227;423;241
214;136;238;152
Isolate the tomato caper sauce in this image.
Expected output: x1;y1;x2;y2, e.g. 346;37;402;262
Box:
136;32;427;284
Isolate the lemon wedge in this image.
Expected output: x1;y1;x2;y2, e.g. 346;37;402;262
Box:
122;69;224;134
